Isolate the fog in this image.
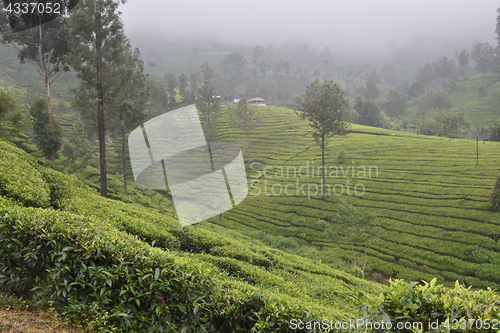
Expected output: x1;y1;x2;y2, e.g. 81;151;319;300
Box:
120;0;498;66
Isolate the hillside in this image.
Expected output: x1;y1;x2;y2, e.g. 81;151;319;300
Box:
2;104;500;330
0;139;380;331
199;105;500;291
404;71;500;130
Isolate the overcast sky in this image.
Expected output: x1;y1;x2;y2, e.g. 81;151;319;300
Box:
120;0;499;62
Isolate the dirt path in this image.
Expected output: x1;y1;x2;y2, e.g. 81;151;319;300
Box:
0;308;82;333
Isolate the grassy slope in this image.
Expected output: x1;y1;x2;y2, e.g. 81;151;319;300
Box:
405;71;500;129
0;139;380;329
208;104;500;290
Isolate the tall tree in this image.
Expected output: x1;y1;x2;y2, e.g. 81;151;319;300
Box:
455;49;470;75
0;82;28;138
432;57;456;83
164;72;177;109
230;98;260;161
299;79;351;196
67;0;128;197
496;6;500;47
383;90;406;119
189;71;201;96
0;0;74;115
416;62;434;91
197;62;220;141
178;73;191;104
30;98;62;161
145;76;168;116
471;41;494;84
107;47;148;196
220;52;247;96
354;95;386;128
435;111;469;136
363;78;380;100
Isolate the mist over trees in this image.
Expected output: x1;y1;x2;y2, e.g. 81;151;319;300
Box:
1;0;500;197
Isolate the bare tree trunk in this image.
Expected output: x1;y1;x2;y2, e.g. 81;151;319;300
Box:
44;74;52;115
247;133;251;162
351;239;356;267
362;243;368;272
95;0;107;198
321;134;326;196
122;126;128;196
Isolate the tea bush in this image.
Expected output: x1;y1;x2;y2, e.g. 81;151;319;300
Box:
358;278;500;333
0;141;50;207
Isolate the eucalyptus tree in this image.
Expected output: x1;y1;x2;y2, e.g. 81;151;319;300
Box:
67;0;130;197
107;47;148;196
0;0;77;114
197;62;220;141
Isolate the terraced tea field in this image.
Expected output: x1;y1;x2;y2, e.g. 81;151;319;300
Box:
210;105;500;289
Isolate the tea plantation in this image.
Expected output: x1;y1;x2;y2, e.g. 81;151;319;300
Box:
0;139;383;331
208;105;500;291
2;103;500;331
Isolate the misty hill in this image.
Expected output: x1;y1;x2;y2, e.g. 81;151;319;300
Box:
405;71;500;130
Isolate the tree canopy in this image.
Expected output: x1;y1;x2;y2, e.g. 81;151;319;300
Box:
299;79;351;196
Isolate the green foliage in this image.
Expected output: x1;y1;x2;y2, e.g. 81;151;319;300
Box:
337;149;346;163
0;140;379;331
490;120;500;141
359;278;500;333
30;98;62;161
0;140;50;207
0;1;71;114
383;90;406;119
417;90;452;112
317;199;378;272
354;95;389;128
0;83;29;138
0;207;219;331
231;99;261;160
419;118;441;136
197;62;221;141
347;266;364;279
61;121;97;169
232;99;261;136
489;174;500;211
299;79;351;143
435;110;469;136
472;41;494;80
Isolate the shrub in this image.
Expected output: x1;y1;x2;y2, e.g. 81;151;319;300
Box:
274;237;299;251
0;205;344;332
490;120;500;141
337;150;346;163
419;119;440;136
358;278;500;333
347;266;364;279
490;174;500;211
0;141;50;207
